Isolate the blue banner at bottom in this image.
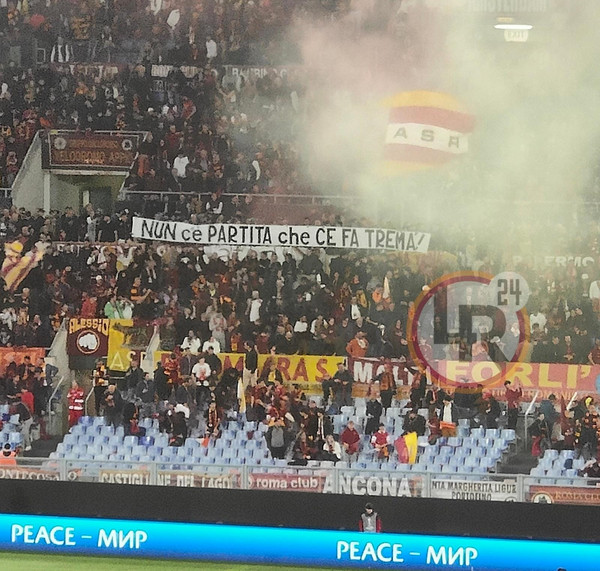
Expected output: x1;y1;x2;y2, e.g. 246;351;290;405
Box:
0;512;596;570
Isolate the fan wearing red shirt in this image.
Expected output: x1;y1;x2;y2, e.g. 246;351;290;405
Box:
371;424;391;460
504;380;523;430
340;420;361;461
20;387;34;417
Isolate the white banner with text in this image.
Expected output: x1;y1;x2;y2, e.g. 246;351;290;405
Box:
131;217;431;252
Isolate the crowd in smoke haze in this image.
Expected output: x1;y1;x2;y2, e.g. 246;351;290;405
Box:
0;0;598;366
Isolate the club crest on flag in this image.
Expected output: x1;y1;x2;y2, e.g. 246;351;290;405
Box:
382;91;475;171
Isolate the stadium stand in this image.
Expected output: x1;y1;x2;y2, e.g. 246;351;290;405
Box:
0;0;598;511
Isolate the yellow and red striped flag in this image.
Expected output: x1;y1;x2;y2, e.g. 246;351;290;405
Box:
383;91;475;170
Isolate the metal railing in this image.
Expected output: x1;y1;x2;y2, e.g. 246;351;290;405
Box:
1;457;594;504
84;388;95;417
122;189;373;205
523;390;540;451
46;376;65;436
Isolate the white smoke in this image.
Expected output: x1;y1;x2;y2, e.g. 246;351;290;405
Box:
290;0;600;256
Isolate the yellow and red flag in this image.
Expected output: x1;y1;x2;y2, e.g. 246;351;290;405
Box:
383;91;475;169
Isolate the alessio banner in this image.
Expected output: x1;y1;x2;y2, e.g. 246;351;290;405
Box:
132;217;431;252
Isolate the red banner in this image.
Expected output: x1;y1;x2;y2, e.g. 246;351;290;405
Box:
0;348;45;375
248;472;327;493
349;357;600;397
528;485;600;505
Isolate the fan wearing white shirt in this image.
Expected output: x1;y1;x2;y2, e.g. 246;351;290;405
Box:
529;309;547;333
322;434;342;462
181;330;201;354
206;36;217;61
348;295;363;321
173;151;189;179
248;291;262;324
202;337;221;354
192;357;211;382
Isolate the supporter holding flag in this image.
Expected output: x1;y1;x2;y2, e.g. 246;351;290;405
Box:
371;423;391;460
439;395;458;437
530;412;551;457
504;380;523;430
374;360;396;410
1;240;47;293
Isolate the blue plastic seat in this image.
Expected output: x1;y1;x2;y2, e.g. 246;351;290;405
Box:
485;429;499;439
501;429;516;442
455;447;470;458
465;456;480;468
449;456;464;467
99;426;114;437
127;444;142;456
457;427;469;438
441;465;457;473
559;449;574;460
480;457;495;470
79;416;94;427
139;436;154;447
479;437;493;449
87;444;102;457
470;427;484;439
123;435;138;447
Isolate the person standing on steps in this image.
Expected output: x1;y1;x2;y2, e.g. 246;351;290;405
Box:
505;380;523;431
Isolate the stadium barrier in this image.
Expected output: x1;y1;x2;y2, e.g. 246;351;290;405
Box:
1;511;598;570
2;457;595;505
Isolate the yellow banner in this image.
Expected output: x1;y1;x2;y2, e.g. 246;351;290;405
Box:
107;319;154;372
154;351;345;392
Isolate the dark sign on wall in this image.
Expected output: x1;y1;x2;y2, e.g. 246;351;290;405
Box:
46;132;141;171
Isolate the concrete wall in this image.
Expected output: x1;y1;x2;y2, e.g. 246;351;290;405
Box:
49;175;81;212
51;174;125;212
11;132;127;212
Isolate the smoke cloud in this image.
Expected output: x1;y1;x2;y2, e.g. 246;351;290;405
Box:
291;0;600;258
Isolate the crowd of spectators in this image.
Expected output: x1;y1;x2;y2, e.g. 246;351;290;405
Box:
0;0;352;68
4;197;600;372
0;3;598;441
0;0;371;192
0;354;57;453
